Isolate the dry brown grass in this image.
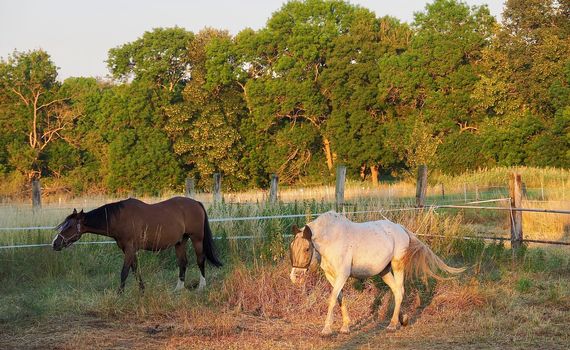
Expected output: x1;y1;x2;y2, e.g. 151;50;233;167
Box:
2;259;569;350
522;200;570;242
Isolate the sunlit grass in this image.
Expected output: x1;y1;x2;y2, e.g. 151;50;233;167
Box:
0;166;569;348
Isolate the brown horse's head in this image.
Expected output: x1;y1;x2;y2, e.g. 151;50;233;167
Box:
52;209;86;251
289;224;313;284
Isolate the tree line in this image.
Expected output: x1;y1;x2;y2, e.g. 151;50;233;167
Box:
0;0;568;196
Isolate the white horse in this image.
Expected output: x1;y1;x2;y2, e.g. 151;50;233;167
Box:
289;211;464;336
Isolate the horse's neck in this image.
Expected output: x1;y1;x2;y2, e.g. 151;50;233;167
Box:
310;219;348;255
84;206;116;238
83;223;115;238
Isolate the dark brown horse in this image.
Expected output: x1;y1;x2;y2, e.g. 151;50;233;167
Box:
52;197;222;292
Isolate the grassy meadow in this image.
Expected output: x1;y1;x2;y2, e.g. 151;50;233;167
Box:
0;167;569;349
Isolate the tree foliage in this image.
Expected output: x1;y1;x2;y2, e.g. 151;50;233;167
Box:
1;0;568;196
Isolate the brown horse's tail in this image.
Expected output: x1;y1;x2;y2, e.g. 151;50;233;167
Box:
401;228;465;283
198;202;223;267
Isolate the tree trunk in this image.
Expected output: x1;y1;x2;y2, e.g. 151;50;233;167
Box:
360;164;367;181
371;164;379;186
323;138;334;172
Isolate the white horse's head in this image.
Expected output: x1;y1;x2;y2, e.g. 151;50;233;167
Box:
289;224;313;284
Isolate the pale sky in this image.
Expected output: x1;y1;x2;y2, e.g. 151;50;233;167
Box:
0;0;505;80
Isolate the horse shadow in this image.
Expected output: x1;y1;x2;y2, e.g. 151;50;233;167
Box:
331;277;437;349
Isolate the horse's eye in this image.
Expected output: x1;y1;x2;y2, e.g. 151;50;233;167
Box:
305;248;310;251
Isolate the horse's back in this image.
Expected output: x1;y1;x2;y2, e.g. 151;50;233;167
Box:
117;197;206;249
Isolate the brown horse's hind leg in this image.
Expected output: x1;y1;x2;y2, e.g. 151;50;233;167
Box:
190;238;206;290
131;255;145;291
174;240;188;292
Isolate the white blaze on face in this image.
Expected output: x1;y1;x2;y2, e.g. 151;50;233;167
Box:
51;233;60;248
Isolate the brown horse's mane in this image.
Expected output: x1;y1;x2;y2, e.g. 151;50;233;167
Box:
56;200;126;233
84;200;126;232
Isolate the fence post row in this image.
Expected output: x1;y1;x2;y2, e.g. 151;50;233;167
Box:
32;179;41;210
509;173;524;250
269;174;278;204
185;177;195;198
335;165;346;211
213;173;222;203
416;165;427;208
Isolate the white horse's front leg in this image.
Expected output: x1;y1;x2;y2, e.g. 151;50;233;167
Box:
322;275;349;336
338;290;351;334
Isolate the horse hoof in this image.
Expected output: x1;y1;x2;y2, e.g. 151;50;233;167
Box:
174;280;185;293
386;324;400;332
321;328;333;337
400;314;409;327
339;326;350;334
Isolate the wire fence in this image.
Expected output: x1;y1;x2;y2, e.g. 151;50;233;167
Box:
1;197;568;250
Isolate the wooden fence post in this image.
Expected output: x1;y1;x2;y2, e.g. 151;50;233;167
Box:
213;173;222;203
416;165;427;208
335;165;346;211
269;174;278;204
32;179;41;210
475;185;480;201
185;177;195;198
463;183;467;202
509;173;523;251
441;183;445;199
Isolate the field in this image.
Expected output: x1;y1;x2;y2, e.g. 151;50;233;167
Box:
1;167;569;349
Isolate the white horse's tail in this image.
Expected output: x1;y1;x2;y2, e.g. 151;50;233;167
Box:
401;229;465;283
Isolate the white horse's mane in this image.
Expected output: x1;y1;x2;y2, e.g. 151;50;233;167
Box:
312;211;348;226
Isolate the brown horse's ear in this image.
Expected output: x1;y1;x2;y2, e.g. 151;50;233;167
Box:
78;209;85;218
72;208;77;215
302;226;312;240
291;224;301;234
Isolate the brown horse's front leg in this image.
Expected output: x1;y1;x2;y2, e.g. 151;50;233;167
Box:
118;246;136;294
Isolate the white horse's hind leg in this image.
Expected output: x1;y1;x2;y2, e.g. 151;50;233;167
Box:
381;267;404;331
393;264;406;325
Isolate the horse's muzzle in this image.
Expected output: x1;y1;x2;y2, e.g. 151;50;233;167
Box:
290;267;307;284
52;235;64;251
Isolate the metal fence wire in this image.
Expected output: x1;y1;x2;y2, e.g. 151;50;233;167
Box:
1;198;569;249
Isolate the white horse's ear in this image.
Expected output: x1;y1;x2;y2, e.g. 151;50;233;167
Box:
302;226;312;240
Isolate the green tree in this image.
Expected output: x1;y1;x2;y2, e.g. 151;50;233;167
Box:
379;0;495;174
323;12;411;183
0;50;77;180
238;0;359;181
107;27;194;94
164;29;248;190
474;0;570;168
101;83;182;194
